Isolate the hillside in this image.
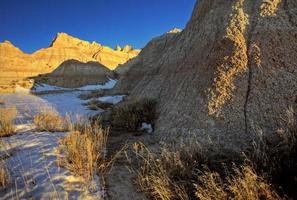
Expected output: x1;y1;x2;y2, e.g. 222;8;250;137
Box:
33;59;114;88
113;0;297;149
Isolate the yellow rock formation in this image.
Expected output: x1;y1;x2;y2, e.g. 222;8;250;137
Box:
0;33;140;92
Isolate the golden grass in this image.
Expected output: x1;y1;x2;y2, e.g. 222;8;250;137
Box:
111;97;157;131
195;165;280;200
0;163;10;188
34;110;70;132
133;141;202;200
0;107;17;137
133;139;282;200
58;123;109;181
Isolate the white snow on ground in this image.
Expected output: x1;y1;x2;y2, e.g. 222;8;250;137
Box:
33;78;117;93
0;92;104;199
78;79;117;91
140;122;153;134
97;95;126;105
0;131;102;199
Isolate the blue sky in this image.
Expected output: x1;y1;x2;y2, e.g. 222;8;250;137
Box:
0;0;196;53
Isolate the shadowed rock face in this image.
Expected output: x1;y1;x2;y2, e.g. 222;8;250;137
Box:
32;59;114;88
0;33;140;92
114;0;297;150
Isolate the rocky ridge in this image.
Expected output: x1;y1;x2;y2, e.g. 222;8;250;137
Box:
0;33;140;91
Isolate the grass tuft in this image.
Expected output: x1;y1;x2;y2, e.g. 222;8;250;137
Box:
0;163;10;188
58;123;109;181
0;107;17;137
34;110;70;132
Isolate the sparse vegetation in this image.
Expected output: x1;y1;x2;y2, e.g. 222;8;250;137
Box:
111;97;157;131
0;163;10;188
132;107;297;200
58;123;110;181
34;110;70;132
0;107;17;137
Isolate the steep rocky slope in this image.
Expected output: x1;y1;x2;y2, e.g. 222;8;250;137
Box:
0;33;140;92
114;0;297;149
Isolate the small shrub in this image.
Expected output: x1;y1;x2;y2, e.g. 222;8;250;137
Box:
34;110;69;132
58;124;109;181
111;97;157;131
0;107;17;137
0;163;10;188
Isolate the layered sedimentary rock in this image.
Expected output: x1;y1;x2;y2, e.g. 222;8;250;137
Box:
114;0;297;149
0;33;140;91
34;59;113;88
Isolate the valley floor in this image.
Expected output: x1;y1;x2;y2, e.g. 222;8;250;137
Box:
0;88;110;199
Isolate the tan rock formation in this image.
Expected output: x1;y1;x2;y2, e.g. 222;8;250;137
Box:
0;33;140;92
34;59;113;88
114;0;297;150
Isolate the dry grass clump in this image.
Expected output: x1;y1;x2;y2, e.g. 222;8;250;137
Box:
133;141;205;200
249;106;297;197
111;97;157;131
0;107;17;137
0;163;10;188
195;165;280;200
34;110;70;132
133;137;285;200
58;123;109;181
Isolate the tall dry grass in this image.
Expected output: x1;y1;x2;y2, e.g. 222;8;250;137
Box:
133;138;284;200
0;163;10;188
34;109;70;132
195;165;280;200
0;107;17;137
58;123;109;181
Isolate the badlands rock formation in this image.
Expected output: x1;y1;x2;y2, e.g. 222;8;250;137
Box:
114;0;297;149
0;33;140;91
34;59;113;88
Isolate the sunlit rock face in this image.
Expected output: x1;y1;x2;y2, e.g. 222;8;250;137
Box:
114;0;297;150
0;33;140;92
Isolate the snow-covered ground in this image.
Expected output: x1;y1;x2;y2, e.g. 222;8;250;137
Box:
0;130;102;199
32;78;117;94
97;95;126;105
0;84;119;199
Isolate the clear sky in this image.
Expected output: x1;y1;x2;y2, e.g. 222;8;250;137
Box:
0;0;196;53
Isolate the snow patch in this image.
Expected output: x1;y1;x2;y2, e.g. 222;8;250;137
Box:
33;78;118;93
97;95;125;105
140;122;153;133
